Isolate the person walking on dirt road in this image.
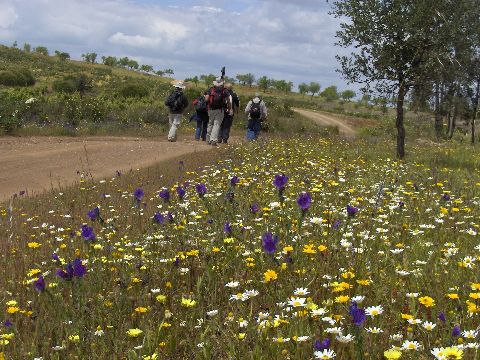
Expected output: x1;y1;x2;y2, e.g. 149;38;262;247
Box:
245;93;267;141
220;83;240;144
191;91;209;141
206;77;231;146
165;81;189;142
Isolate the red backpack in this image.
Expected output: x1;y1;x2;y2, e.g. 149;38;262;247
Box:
209;86;226;110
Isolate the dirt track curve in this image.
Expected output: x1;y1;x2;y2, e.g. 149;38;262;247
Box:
0;136;212;202
292;108;357;138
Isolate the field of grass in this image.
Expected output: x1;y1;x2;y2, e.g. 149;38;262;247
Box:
1;134;480;359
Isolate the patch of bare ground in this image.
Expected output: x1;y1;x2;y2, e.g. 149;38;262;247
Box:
0;136;224;201
292;108;375;138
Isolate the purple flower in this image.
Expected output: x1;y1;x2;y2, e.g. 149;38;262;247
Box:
438;312;446;322
3;319;12;328
72;258;87;277
52;253;60;262
262;232;278;254
273;174;288;190
314;338;330;351
442;194;451;201
413;183;419;191
224;222;232;234
81;225;95;241
34;275;46;292
250;203;259;214
349;302;366;326
297;192;312;211
346;204;359;217
87;207;100;221
57;259;86;280
176;186;186;199
153;212;165;224
195;183;207;197
332;219;342;229
452;325;461;337
159;189;170;201
134;188;144;201
167;212;174;223
230;176;240;186
57;267;72;280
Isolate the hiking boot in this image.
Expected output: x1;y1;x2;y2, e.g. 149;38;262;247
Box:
210;141;217;147
168;138;176;142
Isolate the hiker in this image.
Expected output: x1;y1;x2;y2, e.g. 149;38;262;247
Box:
220;83;240;144
245;93;267;141
206;77;231;146
165;81;189;142
190;91;209;141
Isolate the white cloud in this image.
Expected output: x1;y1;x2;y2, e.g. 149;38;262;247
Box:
0;0;353;89
191;6;223;13
0;2;17;29
109;32;161;49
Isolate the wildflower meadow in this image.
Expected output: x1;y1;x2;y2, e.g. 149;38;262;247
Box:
1;137;480;359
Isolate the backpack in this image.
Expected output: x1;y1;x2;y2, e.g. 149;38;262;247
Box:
193;96;207;113
209;86;226;110
231;91;240;111
249;100;262;120
165;91;183;112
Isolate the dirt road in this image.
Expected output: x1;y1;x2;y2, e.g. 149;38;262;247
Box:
292;108;357;137
0;136;212;201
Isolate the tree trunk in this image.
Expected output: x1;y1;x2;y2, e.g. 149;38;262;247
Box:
396;82;406;159
448;103;458;140
446;112;452;135
434;82;443;139
472;78;480;145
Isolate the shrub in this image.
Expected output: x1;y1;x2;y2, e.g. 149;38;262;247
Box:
52;77;77;93
0;71;18;86
118;82;150;98
0;69;35;87
53;74;92;94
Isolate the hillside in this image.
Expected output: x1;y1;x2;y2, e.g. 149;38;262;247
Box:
0;44;437;140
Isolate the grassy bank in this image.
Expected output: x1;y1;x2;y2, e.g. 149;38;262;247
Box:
1;136;479;359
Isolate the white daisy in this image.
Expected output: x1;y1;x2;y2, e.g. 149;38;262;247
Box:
325;327;343;334
314;349;336;359
401;340;422;351
225;281;240;288
288;297;307;307
422;321;437;331
336;333;355;343
351;295;365;304
365;305;384;317
365;327;383;333
293;287;310;296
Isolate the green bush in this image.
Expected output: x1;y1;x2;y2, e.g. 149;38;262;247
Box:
52;77;77;93
52;74;92;94
0;69;35;87
0;71;17;86
118;82;150;98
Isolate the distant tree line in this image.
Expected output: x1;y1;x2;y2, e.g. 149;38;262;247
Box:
10;42;174;78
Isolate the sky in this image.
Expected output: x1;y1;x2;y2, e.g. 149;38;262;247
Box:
0;0;353;91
